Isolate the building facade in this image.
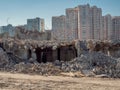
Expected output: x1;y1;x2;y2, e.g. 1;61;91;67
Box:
102;14;113;40
112;16;120;40
27;17;45;32
52;15;66;40
78;4;91;40
0;24;15;37
52;4;103;41
90;6;102;40
52;4;120;41
66;7;78;40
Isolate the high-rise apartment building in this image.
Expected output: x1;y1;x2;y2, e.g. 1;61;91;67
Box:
0;24;15;37
27;17;45;32
90;6;102;40
78;4;91;40
52;4;104;41
52;4;120;41
52;15;66;40
102;14;113;40
66;7;78;40
112;16;120;40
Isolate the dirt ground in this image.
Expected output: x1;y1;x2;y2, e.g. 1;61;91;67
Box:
0;72;119;90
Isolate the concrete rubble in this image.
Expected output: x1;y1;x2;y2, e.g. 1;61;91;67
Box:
59;52;117;77
0;48;9;68
0;39;120;78
0;47;62;75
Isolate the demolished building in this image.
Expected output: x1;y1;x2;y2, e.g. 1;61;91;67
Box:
0;38;120;77
0;39;120;63
0;39;78;63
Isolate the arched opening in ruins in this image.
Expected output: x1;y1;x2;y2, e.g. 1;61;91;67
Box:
34;45;77;63
57;45;77;61
35;47;53;63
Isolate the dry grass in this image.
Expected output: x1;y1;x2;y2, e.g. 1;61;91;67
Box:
0;72;119;90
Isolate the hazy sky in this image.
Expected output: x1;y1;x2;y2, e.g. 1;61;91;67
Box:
0;0;120;29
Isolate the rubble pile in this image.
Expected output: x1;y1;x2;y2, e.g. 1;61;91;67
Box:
59;52;118;77
12;62;62;75
14;28;51;40
0;48;9;68
0;48;59;75
0;48;24;70
0;45;119;77
115;58;120;78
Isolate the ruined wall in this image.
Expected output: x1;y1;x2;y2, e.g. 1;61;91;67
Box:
0;39;120;63
58;46;77;61
87;40;120;58
0;39;77;63
34;45;77;63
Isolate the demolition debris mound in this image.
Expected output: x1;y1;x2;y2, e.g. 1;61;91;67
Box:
0;48;9;68
60;52;117;77
0;47;62;75
0;47;120;78
13;62;62;75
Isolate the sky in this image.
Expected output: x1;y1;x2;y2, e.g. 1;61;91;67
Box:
0;0;120;29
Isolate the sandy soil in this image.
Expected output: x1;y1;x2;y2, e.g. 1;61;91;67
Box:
0;72;119;90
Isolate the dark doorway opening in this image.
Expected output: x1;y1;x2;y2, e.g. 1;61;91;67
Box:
35;47;53;63
35;45;77;63
58;45;77;61
0;43;5;51
27;49;32;59
41;52;47;63
57;47;60;61
35;47;42;63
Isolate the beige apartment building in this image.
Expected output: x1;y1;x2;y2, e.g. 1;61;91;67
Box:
78;4;91;40
112;16;120;40
102;14;113;40
52;4;120;41
90;6;102;40
66;7;78;40
52;15;66;40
